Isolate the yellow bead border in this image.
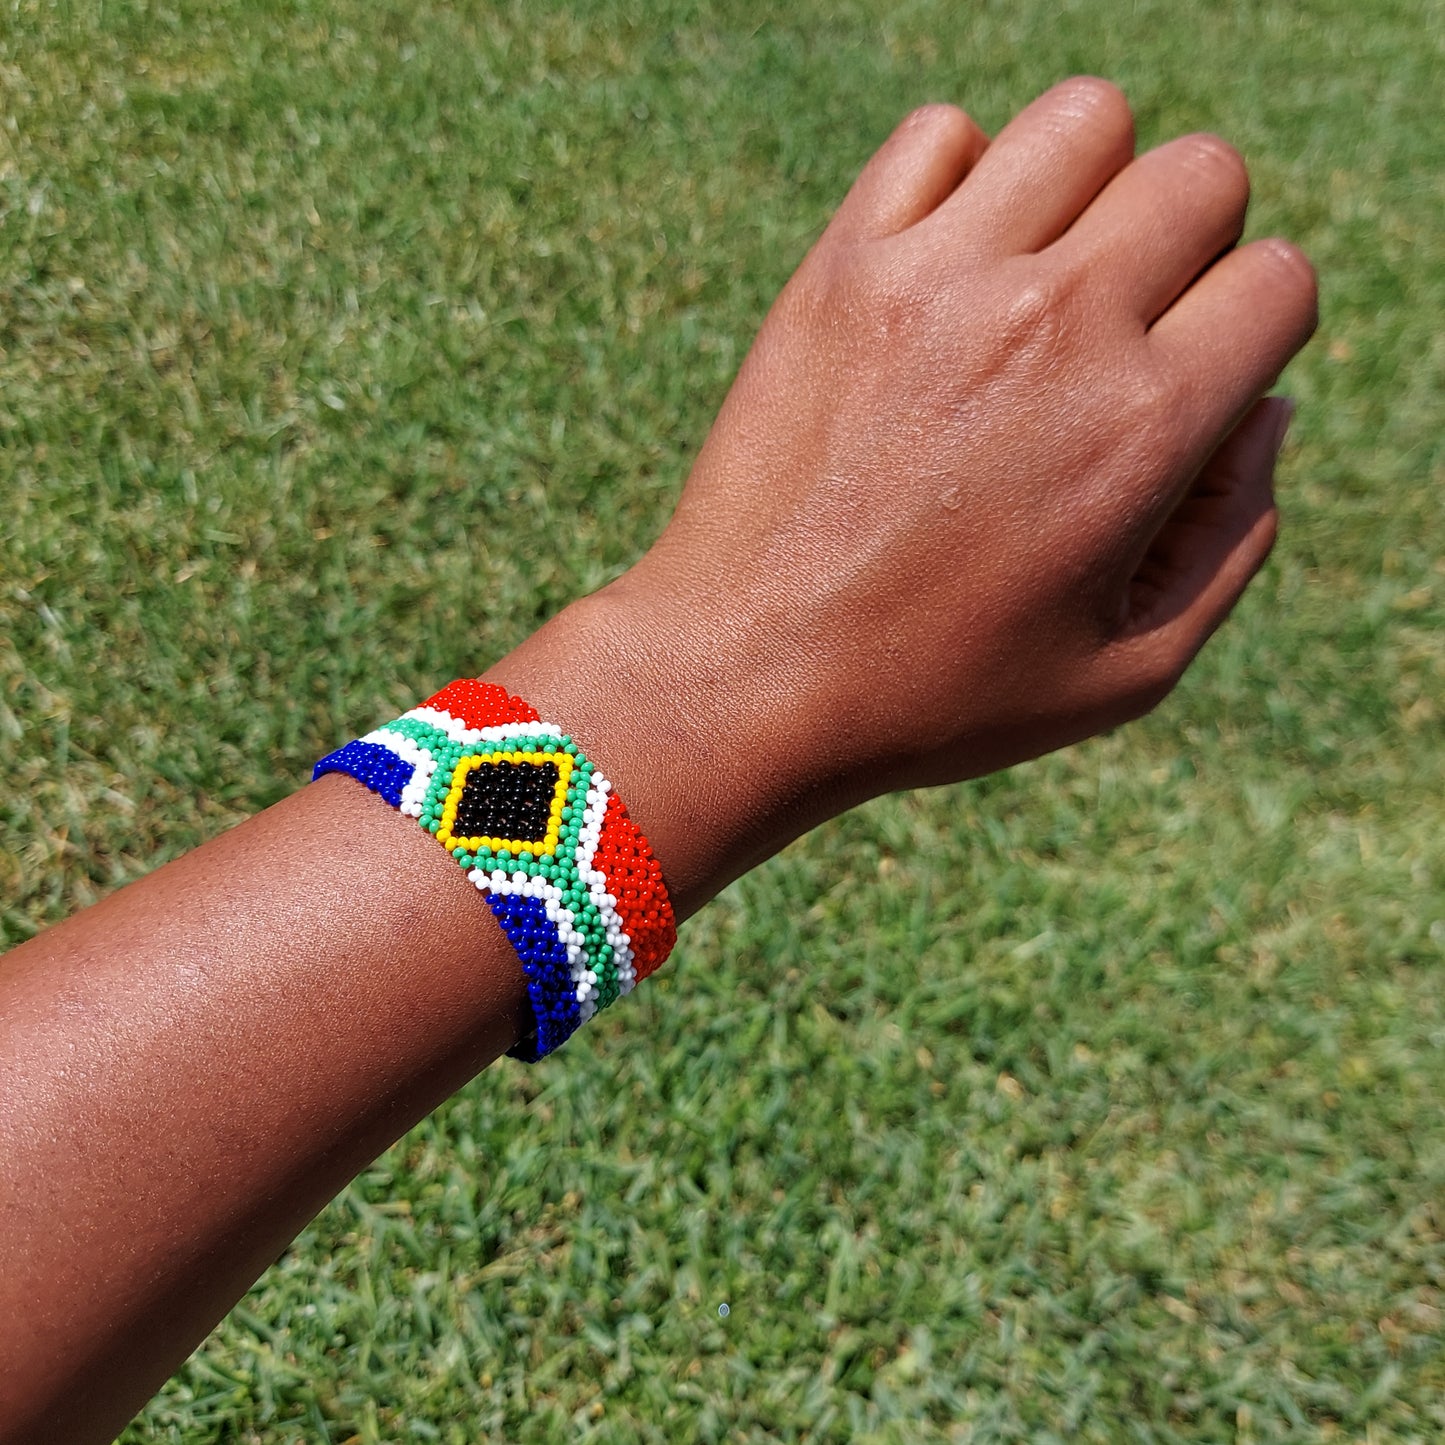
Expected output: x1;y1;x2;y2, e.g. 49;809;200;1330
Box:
435;750;574;856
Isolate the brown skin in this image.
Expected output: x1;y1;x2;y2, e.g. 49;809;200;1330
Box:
0;80;1315;1443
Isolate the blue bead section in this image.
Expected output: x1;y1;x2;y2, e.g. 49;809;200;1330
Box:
313;740;414;807
486;891;579;1060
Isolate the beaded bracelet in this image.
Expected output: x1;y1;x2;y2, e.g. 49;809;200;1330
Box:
313;679;676;1060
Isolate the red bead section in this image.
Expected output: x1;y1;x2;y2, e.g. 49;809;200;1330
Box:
422;679;540;730
595;791;676;981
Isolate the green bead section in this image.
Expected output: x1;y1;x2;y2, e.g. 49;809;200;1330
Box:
376;716;455;754
555;883;616;1010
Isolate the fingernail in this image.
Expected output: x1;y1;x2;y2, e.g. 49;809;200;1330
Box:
1270;397;1297;455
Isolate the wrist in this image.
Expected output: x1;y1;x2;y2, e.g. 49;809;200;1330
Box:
480;571;829;920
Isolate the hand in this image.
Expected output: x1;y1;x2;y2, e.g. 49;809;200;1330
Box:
494;78;1317;908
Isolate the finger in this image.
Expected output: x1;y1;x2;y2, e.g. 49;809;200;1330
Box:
1150;239;1319;452
825;104;989;243
1103;398;1287;707
1052;133;1251;325
923;76;1135;256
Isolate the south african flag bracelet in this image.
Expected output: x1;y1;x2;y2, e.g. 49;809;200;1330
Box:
313;679;677;1060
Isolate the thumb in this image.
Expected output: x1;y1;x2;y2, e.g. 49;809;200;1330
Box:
1101;395;1291;699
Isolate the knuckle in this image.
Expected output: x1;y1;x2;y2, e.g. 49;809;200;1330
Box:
1051;75;1135;145
994;261;1084;349
902;101;969;134
798;249;936;342
1260;238;1320;317
1122;355;1186;429
894;103;986;166
858;258;942;335
1177;132;1250;199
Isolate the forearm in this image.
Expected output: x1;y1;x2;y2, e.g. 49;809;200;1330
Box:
0;592;708;1442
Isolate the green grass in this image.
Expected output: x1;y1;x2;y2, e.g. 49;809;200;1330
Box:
2;0;1442;1440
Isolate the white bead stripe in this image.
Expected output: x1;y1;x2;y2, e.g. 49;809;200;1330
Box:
359;727;436;817
401;706;565;747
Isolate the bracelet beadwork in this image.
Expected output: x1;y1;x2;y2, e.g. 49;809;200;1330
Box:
313;679;676;1060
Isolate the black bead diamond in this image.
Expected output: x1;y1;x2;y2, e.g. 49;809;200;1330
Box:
454;758;559;843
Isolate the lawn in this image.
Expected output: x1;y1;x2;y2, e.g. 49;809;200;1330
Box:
1;0;1441;1441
